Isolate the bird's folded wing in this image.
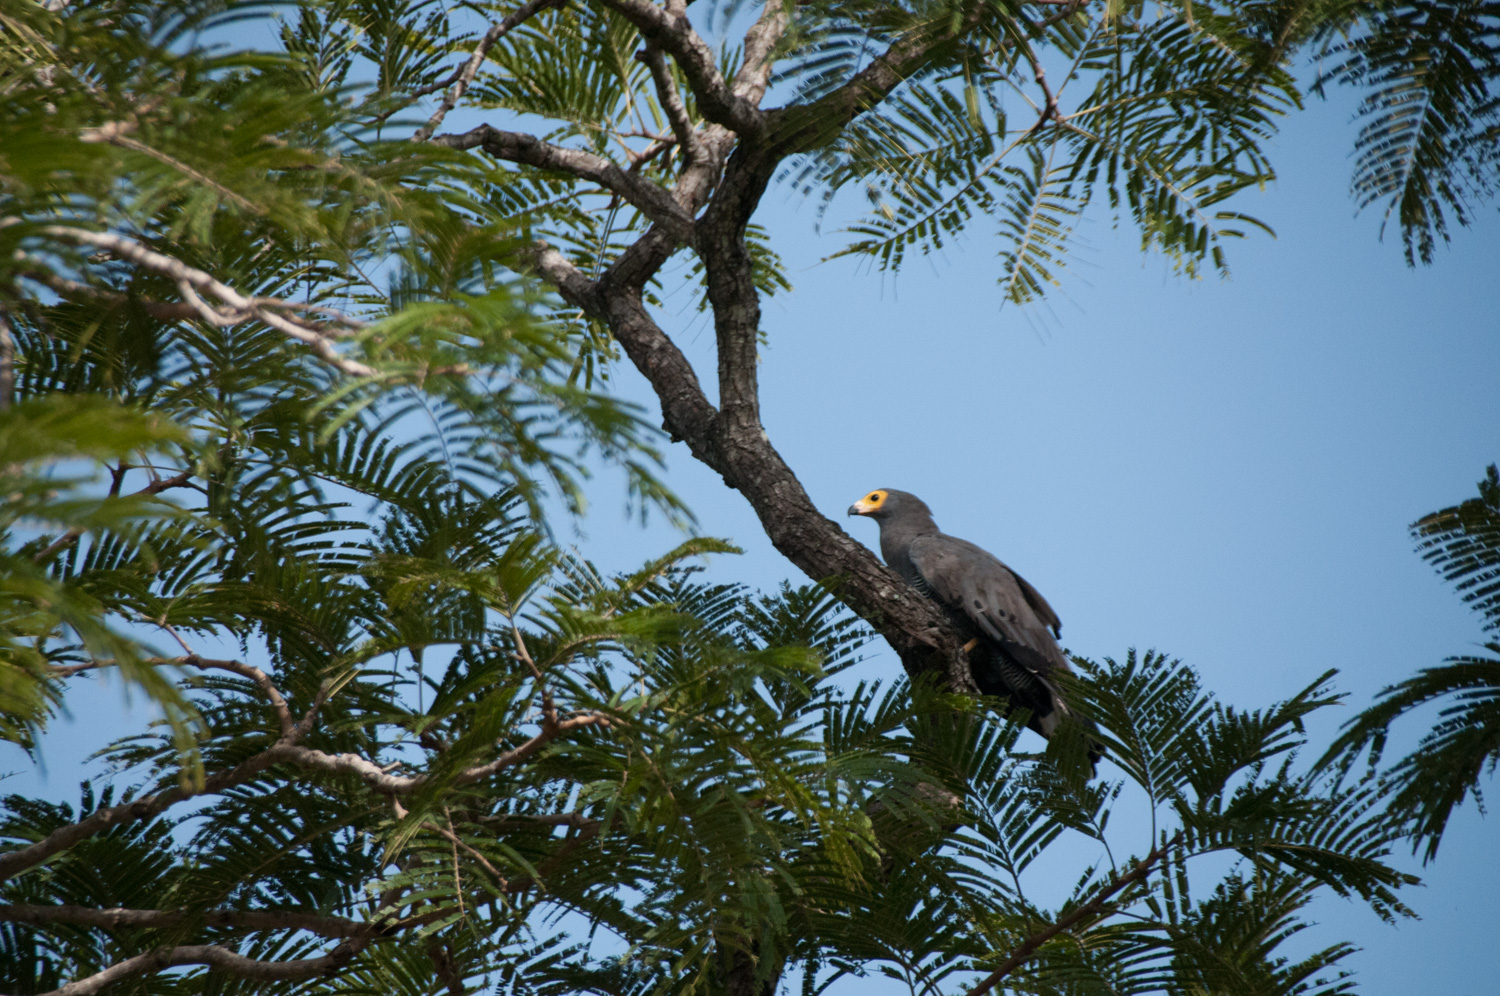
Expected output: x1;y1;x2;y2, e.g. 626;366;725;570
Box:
907;535;1073;676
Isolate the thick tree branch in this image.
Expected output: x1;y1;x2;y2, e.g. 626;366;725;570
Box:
967;834;1180;995
697;146;777;422
593;0;764;134
637;45;703;167
531;241;599;301
732;0;791;105
556;238;971;693
766;6;991;154
430;125;695;240
413;0;558;142
590;283;724;464
496;1;994;695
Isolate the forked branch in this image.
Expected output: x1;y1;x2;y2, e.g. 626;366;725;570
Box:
41;227;377;377
593;0;764;134
430;125;694;240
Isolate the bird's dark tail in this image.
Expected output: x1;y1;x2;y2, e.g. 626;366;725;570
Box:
1045;709;1103;779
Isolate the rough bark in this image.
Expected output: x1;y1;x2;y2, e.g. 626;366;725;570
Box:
483;4;998;695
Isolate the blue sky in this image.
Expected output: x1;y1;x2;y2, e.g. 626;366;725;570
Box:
7;18;1497;994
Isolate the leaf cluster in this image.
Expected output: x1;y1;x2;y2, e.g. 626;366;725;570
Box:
1321;464;1500;861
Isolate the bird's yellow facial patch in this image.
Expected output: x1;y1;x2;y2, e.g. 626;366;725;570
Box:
850;489;889;515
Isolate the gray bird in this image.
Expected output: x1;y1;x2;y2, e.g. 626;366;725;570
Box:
848;488;1101;769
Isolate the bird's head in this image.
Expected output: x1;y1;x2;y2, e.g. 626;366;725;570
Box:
847;488;932;521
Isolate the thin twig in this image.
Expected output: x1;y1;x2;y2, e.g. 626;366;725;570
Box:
1037;0;1090;28
31;470;193;564
52;653;297;739
81;126;264;215
966;833;1180;996
21;266;368;335
412;0;558;142
429;125;694;239
424;818;512;891
507;612;558;728
1022;41;1061;133
28;940;369;996
445;809;465;918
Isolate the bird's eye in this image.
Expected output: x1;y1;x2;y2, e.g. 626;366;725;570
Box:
869;493;882;502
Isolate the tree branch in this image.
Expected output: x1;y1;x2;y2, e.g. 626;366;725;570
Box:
732;0;791;105
33;939;369;996
19;266;220;323
0;903;367;938
1020;36;1061;132
422;819;518;893
412;0;559;142
51;653;295;739
0;748;285;884
493;1;990;697
4;637;607;884
562;234;973;692
593;0;764;134
697;146;777;423
766;6;991;154
637;45;703;167
967;834;1180;995
80;125;264;215
41;228;377;378
430;124;694;240
31;471;194;565
252;713;609;796
0;731;611;884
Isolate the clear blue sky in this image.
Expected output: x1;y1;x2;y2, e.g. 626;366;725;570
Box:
7;33;1497;995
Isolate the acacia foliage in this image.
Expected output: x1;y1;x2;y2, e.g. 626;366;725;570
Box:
1322;465;1500;862
1313;0;1500;264
0;0;1451;993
